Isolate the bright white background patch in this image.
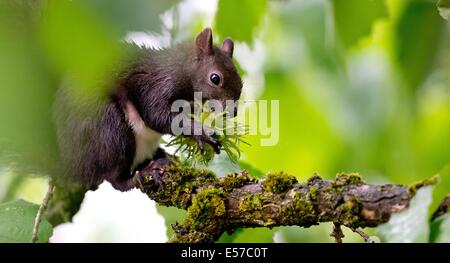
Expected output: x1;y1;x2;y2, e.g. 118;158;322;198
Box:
50;182;167;243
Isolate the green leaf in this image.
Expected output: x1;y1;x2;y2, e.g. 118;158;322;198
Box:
215;0;267;44
331;0;387;48
217;228;243;243
437;0;450;20
430;214;450;242
393;1;444;91
218;228;276;243
377;187;432;243
0;199;53;243
429;165;450;218
228;228;275;243
156;205;186;239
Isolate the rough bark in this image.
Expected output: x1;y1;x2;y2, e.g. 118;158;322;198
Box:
137;158;430;243
43;157;443;243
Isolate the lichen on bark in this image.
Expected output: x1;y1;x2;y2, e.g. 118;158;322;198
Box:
137;159;417;243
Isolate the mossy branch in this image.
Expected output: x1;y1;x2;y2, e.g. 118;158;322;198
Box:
138;158;425;243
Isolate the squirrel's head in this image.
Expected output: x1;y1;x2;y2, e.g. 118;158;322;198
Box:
187;28;242;116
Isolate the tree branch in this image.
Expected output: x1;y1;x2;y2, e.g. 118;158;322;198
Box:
137;158;426;243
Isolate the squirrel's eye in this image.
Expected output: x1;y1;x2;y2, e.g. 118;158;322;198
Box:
210;73;221;85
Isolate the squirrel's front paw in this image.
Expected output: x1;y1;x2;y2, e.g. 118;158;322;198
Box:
135;157;173;191
192;134;221;154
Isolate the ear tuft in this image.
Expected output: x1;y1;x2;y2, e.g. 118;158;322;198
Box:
195;27;213;55
221;38;234;58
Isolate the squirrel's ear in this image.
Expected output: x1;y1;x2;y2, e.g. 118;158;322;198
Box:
195;27;213;55
221;38;234;58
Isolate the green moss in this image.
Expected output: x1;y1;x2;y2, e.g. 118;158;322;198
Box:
239;193;264;212
219;172;254;192
334;173;364;187
150;165;217;209
307;173;322;183
142;175;153;184
309;186;319;200
263;172;297;193
184;188;226;230
280;191;316;226
164;165;217;182
294;193;315;215
337;197;362;227
408;176;438;195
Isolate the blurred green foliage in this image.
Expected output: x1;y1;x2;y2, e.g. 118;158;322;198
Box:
393;1;444;91
215;0;267;43
332;0;388;49
0;0;449;243
79;0;180;35
0;1;58;175
40;1;123;98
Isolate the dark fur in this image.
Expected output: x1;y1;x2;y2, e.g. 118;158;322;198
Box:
54;28;242;191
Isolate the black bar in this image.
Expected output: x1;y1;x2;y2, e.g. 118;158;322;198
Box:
0;243;447;262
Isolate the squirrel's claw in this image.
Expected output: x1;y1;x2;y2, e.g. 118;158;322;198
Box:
209;138;221;154
193;134;221;154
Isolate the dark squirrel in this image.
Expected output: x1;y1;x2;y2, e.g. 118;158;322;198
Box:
54;28;242;191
